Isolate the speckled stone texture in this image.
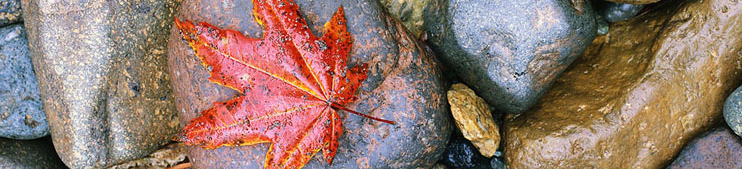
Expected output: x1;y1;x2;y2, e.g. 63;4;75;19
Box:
0;136;66;169
505;0;742;168
21;0;180;168
424;0;597;114
597;1;645;22
378;0;441;38
447;83;500;157
666;127;742;168
0;24;47;140
0;0;22;27
724;85;742;138
168;0;451;168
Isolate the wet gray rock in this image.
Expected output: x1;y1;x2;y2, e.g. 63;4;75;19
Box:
0;136;66;168
0;0;22;27
21;0;180;168
0;24;47;140
169;0;450;168
424;0;597;114
597;1;645;22
724;85;742;138
666;127;742;168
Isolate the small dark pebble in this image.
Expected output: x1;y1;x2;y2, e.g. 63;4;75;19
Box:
441;134;490;169
597;0;646;22
490;157;506;169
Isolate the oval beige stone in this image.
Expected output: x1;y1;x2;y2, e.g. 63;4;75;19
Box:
448;83;500;157
505;0;742;168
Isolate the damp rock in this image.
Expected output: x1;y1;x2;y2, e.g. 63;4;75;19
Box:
724;85;742;138
441;134;490;169
447;83;500;157
666;127;742;168
505;0;742;168
0;24;47;140
21;0;180;168
597;1;645;22
0;136;66;168
424;0;597;114
109;142;188;169
0;0;22;27
379;0;441;37
169;0;451;168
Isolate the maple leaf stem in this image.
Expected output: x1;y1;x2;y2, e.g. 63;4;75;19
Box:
330;103;395;124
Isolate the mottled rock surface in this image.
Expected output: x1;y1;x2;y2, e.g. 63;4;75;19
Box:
724;85;742;138
109;142;188;169
441;134;490;169
0;0;22;27
666;127;742;169
424;0;597;114
379;0;440;37
168;0;450;168
0;24;47;140
21;0;180;168
0;136;66;169
505;0;742;168
597;1;645;22
447;83;500;157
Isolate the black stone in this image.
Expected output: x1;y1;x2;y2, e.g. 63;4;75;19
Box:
424;0;597;114
0;24;47;140
441;134;490;169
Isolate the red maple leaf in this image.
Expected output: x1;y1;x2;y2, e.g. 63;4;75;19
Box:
174;0;394;168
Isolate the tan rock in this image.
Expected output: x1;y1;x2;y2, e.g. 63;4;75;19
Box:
447;83;500;157
108;143;187;169
505;0;742;168
379;0;434;37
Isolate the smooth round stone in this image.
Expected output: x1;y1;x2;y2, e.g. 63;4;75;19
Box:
724;85;742;138
169;0;451;168
666;127;742;168
21;0;181;168
424;0;597;114
0;24;47;140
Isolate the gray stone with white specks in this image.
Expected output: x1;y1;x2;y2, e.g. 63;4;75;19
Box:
0;24;47;140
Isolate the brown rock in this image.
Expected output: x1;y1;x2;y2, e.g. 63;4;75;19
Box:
379;0;440;38
504;0;742;168
447;83;500;157
168;0;451;168
666;127;742;169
